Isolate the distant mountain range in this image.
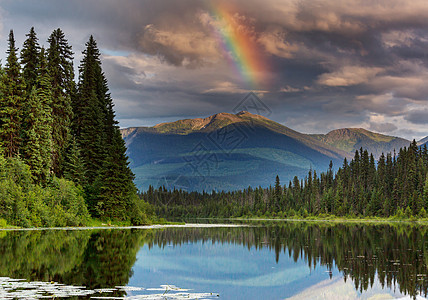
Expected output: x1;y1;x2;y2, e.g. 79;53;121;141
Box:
121;111;423;192
310;128;410;159
418;136;428;147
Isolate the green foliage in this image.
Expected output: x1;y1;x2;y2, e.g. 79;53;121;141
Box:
146;142;428;220
0;30;25;157
74;36;144;223
63;137;85;185
0;229;147;297
404;206;413;218
419;207;427;218
48;177;90;226
424;176;428;209
20;27;40;92
75;36;105;184
0;156;90;227
47;28;74;176
21;85;52;182
0;28;152;227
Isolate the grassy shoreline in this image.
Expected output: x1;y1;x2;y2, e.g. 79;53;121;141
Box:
2;215;428;230
0;217;185;230
0;223;248;231
231;215;428;224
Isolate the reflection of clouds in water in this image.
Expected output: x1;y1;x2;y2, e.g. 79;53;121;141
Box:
130;225;428;299
285;275;426;300
136;244;259;275
176;265;310;287
136;252;258;275
136;251;186;273
181;256;259;275
135;243;312;288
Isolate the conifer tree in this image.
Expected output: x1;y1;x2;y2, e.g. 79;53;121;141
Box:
96;129;140;221
424;176;428;210
21;88;44;181
36;49;54;178
75;35;106;186
0;28;153;226
0;30;25;157
47;28;74;176
0;64;5;131
21;48;53;182
63;136;86;186
20;27;41;162
20;27;40;92
75;36;143;222
274;175;281;210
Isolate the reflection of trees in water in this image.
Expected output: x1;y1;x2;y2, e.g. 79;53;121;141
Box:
0;224;426;298
0;230;90;282
0;229;151;298
148;223;428;298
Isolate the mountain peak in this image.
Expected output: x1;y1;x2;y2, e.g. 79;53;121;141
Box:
418;136;428;146
311;127;410;158
236;110;250;116
121;112;349;191
149;111;272;135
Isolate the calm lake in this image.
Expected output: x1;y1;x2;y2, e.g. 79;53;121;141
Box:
0;221;427;299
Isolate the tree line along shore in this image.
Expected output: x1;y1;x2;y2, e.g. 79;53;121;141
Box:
143;142;428;220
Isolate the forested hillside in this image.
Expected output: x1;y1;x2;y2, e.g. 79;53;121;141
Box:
0;28;152;227
143;141;428;219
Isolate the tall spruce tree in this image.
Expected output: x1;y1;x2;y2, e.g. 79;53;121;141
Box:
0;64;5;134
75;35;106;187
20;27;40;92
63;136;85;185
0;30;25;157
96;128;141;221
424;176;428;210
47;28;74;176
75;36;142;221
273;175;281;210
21;48;53;182
20;27;44;178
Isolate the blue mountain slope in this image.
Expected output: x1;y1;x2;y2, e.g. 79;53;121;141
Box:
121;112;347;191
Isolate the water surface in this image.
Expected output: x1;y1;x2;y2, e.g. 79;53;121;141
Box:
0;222;427;299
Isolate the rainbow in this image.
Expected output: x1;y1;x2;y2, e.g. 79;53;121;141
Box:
208;2;268;89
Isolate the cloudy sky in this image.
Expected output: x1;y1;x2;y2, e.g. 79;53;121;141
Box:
0;0;427;140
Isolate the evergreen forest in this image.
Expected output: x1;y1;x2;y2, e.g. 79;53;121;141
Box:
143;142;428;220
0;28;153;227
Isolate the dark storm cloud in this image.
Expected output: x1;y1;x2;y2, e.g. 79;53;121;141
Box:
404;109;428;124
0;0;428;140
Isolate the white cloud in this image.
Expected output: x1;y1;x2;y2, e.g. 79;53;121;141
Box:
317;66;384;87
139;24;220;66
382;29;419;48
258;30;299;58
279;85;301;92
202;81;253;94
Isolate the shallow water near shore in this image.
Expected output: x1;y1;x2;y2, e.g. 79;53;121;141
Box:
0;221;427;299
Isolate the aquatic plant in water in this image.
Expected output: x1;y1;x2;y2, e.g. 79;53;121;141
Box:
0;277;219;299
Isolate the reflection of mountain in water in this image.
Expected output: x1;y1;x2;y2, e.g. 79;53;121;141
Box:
0;223;426;298
147;223;428;298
